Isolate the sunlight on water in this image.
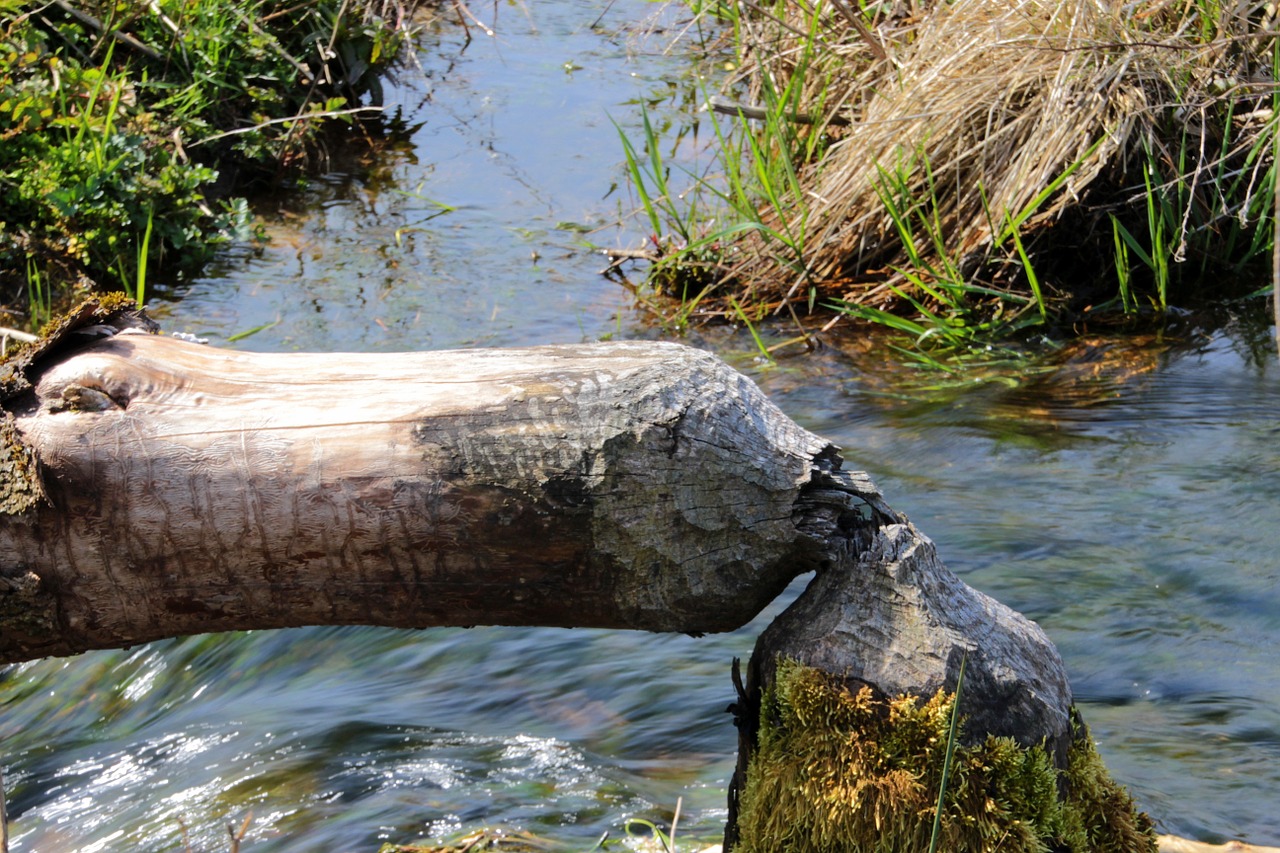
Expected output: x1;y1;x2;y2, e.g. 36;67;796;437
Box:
2;0;1279;849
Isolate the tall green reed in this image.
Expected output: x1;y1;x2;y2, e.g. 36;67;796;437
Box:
24;259;51;330
614;0;843;324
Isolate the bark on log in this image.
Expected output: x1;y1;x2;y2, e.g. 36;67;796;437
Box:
753;521;1075;754
0;311;888;663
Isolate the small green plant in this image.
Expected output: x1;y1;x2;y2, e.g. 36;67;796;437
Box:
23;258;50;329
0;0;421;327
728;296;774;362
825;150;1048;361
927;653;966;853
614;105;729;308
622;798;682;853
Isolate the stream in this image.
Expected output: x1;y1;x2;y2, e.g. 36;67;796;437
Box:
3;1;1279;849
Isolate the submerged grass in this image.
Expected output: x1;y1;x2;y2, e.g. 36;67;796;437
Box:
0;0;426;327
620;0;1279;356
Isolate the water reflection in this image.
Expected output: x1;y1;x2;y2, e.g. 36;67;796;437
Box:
743;324;1280;845
148;0;712;355
3;0;1280;848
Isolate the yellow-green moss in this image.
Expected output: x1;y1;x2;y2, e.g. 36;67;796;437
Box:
0;412;44;514
734;659;1156;853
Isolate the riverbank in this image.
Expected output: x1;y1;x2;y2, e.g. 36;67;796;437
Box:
623;0;1278;352
0;0;428;330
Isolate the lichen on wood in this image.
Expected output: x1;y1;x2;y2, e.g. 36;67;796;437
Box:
732;659;1157;853
0;413;43;514
0;565;58;657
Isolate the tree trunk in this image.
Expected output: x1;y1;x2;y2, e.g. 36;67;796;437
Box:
0;316;872;663
0;302;1155;849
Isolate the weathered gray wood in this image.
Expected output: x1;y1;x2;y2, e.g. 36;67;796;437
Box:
724;472;1077;848
0;328;847;663
758;518;1073;753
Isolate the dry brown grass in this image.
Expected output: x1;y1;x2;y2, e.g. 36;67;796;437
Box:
713;0;1278;319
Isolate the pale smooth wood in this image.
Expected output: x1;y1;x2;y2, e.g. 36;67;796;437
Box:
1160;836;1280;853
1;332;847;662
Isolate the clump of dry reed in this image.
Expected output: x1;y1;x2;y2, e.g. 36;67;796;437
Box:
711;0;1278;329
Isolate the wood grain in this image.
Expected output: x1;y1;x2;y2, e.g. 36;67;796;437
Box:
1;333;843;662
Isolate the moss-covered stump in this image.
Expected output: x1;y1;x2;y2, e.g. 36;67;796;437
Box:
733;660;1156;853
723;514;1150;850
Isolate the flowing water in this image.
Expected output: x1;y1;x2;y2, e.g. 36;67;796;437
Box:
3;2;1280;850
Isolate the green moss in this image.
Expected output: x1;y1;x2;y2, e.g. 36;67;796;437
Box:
734;659;1156;853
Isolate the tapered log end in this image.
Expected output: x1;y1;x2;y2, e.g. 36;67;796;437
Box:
755;521;1075;755
725;489;1157;851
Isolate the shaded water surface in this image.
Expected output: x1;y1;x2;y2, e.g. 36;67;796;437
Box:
3;1;1279;849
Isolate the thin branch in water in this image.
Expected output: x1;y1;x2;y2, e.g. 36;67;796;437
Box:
452;0;495;38
190;106;384;146
1273;141;1279;358
705;94;850;127
227;812;252;853
1;764;8;853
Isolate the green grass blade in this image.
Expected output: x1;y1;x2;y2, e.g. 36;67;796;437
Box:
614;117;664;239
729;296;775;363
995;136;1106;245
928;652;968;853
1005;213;1045;320
135;207;155;308
226;318;280;342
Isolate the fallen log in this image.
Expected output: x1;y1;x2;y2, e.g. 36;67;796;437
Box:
0;298;1156;850
0;299;874;662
